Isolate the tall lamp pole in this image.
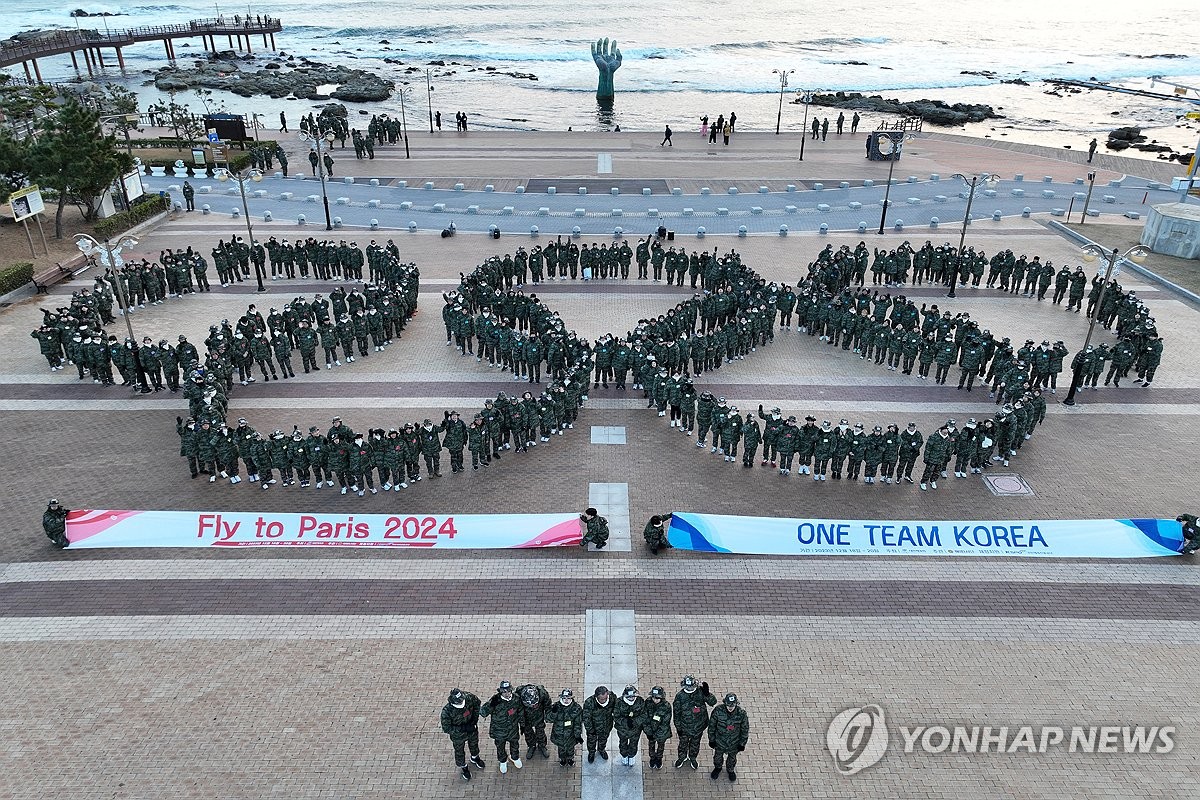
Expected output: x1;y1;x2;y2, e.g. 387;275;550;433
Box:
74;233;150;393
876;134;913;235
1079;170;1096;224
1061;243;1149;406
426;68;435;133
772;68;793;135
217;166;267;292
398;86;412;159
947;172;999;298
798;90;814;160
298;130;336;231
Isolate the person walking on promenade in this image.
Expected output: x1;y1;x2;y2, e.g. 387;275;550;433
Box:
811;117;820;140
852;112;861;133
279;111;288;133
722;122;731;146
700;115;708;138
728;111;737;132
821;118;829;140
837;112;845;134
661;125;673;146
1088;137;1098;163
435;111;442;131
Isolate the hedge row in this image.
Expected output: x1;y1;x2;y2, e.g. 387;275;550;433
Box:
94;194;171;241
0;262;34;295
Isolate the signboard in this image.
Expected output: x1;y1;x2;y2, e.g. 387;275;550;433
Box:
65;509;583;550
667;512;1183;559
207;129;220;143
121;170;145;202
192;147;207;166
9;184;44;222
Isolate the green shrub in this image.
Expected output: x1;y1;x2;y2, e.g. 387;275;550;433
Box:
94;194;171;241
0;262;34;295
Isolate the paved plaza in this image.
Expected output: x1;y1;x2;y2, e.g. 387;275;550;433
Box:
1;130;1199;798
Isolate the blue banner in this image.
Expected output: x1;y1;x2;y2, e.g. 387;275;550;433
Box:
668;513;1184;558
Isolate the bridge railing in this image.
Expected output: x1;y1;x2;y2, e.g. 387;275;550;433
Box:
0;17;281;63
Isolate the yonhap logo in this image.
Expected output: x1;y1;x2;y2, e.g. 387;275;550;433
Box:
827;704;889;775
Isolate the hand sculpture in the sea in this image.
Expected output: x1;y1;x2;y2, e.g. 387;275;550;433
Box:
591;37;622;99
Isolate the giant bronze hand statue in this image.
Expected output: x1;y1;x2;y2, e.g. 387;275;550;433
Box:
591;38;622;99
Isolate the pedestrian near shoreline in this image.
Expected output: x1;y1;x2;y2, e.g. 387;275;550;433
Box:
279;111;288;133
837;111;845;134
661;125;673;146
1088;137;1098;163
722;122;731;146
700;115;708;138
435;111;442;131
852;112;861;133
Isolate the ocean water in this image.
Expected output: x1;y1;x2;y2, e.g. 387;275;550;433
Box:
3;0;1199;154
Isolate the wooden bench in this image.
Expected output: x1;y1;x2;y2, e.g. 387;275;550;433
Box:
31;254;90;294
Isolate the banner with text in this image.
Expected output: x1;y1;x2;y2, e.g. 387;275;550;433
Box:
66;510;582;549
668;513;1183;558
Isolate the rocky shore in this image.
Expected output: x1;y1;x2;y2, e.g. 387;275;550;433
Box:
149;53;394;103
794;91;1000;126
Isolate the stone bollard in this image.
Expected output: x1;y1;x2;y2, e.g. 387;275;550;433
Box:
696;226;706;238
333;216;342;228
467;205;480;215
642;188;652;196
751;206;763;214
432;202;446;212
701;187;712;195
538;207;550;216
839;181;850;189
408;221;418;231
930;217;939;229
344;177;355;185
682;208;694;216
992;210;1002;221
370;219;379;230
819;223;828;234
275;172;284;179
547;186;557;194
1014;174;1024;182
817;203;831;212
1042;189;1055;199
671;187;682;196
572;226;581;236
501;206;514;215
577;187;586;195
814;183;824;191
264;210;273;222
788;184;798;192
396;180;407;188
231;207;240;218
454;183;465;191
485;184;495;192
515;186;525;194
280;192;293;201
857;221;867;233
1011;188;1025;197
930;173;940;181
307;195;320;203
613;226;623;237
907;175;918;183
369;178;380;186
424;181;434;189
1022;207;1032;218
610;187;620;195
400;201;413;210
611;208;623;217
849;201;862;210
894;220;904;231
780;224;789;236
574;208;586;217
738;225;748;237
728;187;739;195
368;199;381;208
297;214;306;224
1042;175;1053;183
716;208;729;216
648;208;659;217
531;225;539;236
863;179;874;187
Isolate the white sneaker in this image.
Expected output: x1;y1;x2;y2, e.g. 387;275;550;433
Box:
208;475;216;483
921;483;928;490
316;481;324;488
500;762;508;775
931;481;938;489
400;482;408;489
512;758;522;770
341;487;348;495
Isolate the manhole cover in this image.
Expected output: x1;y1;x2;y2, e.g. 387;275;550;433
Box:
982;473;1034;496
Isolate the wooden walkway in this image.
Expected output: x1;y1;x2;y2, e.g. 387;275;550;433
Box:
0;16;282;80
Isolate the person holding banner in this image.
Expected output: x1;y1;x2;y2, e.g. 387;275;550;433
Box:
42;499;69;549
580;508;610;550
643;514;673;555
1180;514;1200;554
441;688;486;782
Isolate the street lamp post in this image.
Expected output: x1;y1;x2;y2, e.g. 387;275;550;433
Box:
1079;170;1096;224
426;68;435;134
73;233;150;393
772;68;793;135
1061;243;1149;406
99;113;140;155
217;166;267;292
398;86;412;159
947;172;999;298
797;91;814;160
298;130;336;231
875;135;913;235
